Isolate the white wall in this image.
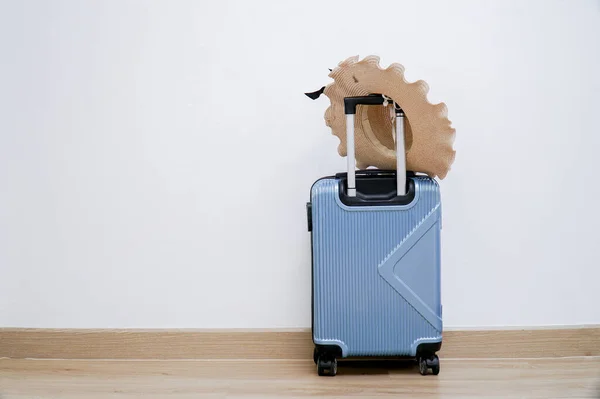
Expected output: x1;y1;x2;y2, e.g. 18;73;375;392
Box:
1;0;599;329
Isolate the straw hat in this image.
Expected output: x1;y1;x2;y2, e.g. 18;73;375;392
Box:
311;55;456;179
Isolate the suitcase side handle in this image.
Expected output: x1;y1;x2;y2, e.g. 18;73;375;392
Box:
343;95;406;197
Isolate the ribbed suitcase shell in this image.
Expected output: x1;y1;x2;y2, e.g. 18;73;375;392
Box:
310;175;443;358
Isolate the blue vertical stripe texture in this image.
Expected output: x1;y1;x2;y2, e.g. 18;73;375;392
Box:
311;176;442;357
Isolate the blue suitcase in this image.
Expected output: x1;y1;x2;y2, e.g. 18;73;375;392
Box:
307;95;443;376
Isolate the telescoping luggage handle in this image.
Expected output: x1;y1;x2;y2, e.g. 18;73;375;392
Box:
343;95;406;197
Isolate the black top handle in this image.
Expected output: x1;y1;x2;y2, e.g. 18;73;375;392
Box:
344;94;386;115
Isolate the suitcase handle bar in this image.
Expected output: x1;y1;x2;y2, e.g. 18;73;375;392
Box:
344;94;386;115
343;94;406;197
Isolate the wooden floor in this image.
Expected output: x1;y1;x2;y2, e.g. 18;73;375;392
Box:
1;357;600;398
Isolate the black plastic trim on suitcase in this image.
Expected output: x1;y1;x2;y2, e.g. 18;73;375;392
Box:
337;171;416;206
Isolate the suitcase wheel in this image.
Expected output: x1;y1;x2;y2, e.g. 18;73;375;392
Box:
418;354;440;376
317;356;337;377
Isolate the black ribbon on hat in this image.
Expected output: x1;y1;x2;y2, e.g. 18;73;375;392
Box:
304;86;325;100
304;68;332;100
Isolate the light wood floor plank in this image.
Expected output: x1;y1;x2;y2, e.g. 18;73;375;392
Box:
0;358;599;398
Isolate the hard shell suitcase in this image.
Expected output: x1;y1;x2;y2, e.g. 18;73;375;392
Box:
307;95;443;376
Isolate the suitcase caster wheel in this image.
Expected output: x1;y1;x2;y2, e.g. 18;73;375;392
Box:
418;357;428;375
418;354;440;376
317;356;337;376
